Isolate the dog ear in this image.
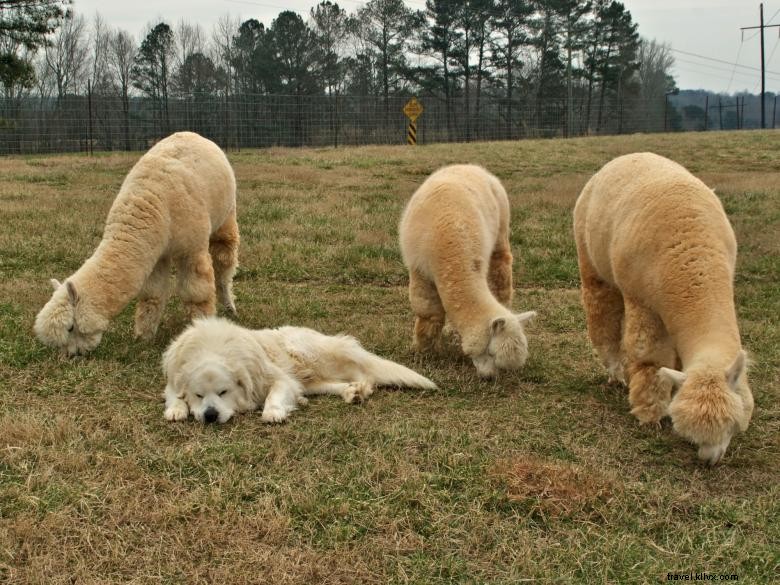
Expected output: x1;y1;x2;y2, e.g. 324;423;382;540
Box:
50;278;63;291
234;367;252;398
65;281;79;305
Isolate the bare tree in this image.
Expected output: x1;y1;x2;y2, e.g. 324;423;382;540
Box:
637;37;675;100
90;12;112;94
210;13;238;94
108;27;135;149
42;11;88;99
173;18;206;89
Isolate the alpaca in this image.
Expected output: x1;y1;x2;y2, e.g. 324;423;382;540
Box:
35;131;239;356
399;164;536;378
573;152;754;464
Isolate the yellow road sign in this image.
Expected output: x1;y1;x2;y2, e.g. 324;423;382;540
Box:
403;97;424;121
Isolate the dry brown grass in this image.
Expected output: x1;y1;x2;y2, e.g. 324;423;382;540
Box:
493;455;617;518
1;130;778;583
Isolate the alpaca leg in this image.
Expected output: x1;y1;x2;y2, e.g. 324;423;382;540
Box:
409;269;445;352
623;298;677;425
487;241;514;308
134;256;172;340
209;210;240;315
177;250;216;320
578;250;625;383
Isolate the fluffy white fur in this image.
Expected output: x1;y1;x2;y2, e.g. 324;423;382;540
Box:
35;131;239;356
399;164;536;378
162;317;437;424
574;152;754;465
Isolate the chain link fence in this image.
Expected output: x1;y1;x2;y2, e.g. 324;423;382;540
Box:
0;92;692;155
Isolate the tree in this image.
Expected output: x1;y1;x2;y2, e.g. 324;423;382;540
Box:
132;22;174;132
541;0;591;135
41;11;87;99
173;18;206;90
420;0;461;138
490;0;534;138
269;11;320;144
452;0;495;139
582;0;639;132
231;18;275;95
90;12;112;94
108;27;135;149
0;0;68;47
355;0;421;124
310;1;351;98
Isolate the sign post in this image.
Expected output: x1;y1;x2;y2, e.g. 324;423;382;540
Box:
403;97;424;145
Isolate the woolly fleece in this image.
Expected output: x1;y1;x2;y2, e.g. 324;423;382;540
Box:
35;131;239;355
399;164;535;378
573;152;754;464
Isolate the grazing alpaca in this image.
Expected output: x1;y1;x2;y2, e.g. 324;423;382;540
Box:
399;164;536;378
35;131;239;356
573;152;754;464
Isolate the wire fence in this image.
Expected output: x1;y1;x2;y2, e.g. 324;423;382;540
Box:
0;92;716;155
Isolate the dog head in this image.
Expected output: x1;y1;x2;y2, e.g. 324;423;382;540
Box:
172;358;254;424
469;311;536;379
34;279;108;356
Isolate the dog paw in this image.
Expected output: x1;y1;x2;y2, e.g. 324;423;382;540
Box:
343;381;374;404
261;406;289;424
164;402;189;422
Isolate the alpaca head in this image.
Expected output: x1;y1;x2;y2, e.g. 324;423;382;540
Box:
469;310;536;379
660;350;754;465
34;279;108;356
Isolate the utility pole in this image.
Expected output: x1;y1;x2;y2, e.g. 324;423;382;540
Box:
741;3;780;128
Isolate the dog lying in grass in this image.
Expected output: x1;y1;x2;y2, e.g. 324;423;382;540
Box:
162;317;437;424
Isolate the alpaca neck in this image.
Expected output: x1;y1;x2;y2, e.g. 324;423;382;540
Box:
674;315;741;372
440;277;511;338
72;236;156;319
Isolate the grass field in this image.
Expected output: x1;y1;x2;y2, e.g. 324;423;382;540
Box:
0;131;778;584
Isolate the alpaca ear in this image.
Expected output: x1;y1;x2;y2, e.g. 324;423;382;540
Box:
490;317;506;335
515;310;537;324
725;350;747;390
65;281;78;305
658;367;687;388
50;278;62;291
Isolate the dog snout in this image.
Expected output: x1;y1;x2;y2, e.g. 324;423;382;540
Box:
203;407;219;424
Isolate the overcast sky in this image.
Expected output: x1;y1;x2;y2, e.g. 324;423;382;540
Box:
69;0;771;94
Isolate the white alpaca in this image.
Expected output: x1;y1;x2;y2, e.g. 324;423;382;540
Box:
162;317;438;424
35;131;239;356
573;152;754;464
398;164;536;378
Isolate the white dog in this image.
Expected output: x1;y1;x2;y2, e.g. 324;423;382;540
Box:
162;317;437;424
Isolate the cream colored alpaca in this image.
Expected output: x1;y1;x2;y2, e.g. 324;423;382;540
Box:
35;131;239;356
399;164;536;378
574;152;754;465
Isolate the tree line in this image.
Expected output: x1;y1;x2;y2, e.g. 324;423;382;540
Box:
0;0;680;148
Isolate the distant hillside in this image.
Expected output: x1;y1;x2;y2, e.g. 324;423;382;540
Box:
669;90;778;131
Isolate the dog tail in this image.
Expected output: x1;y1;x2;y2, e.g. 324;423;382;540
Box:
358;351;438;390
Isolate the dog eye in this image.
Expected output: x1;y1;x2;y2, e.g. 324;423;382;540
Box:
218;390;228;397
67;324;74;332
195;393;203;399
